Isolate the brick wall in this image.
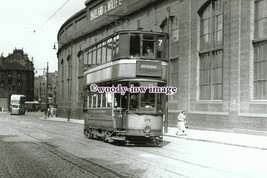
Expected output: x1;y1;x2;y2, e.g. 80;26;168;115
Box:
57;0;267;131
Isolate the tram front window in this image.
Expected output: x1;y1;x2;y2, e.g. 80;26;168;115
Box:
141;90;155;111
130;34;140;57
129;93;138;110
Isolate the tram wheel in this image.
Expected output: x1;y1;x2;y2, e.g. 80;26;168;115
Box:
153;137;163;147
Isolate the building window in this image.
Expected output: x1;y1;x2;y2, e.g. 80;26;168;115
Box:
254;0;267;100
254;0;267;39
199;0;223;100
253;41;267;100
171;16;179;58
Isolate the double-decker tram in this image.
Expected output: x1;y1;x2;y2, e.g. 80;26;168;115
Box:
83;30;169;146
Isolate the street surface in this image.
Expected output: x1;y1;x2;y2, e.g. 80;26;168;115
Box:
0;112;266;178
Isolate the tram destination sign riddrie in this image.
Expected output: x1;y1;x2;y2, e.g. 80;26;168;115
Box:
136;61;162;77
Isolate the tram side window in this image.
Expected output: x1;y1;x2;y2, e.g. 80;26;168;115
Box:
92;94;97;108
142;34;155;57
97;44;102;64
130;34;140;57
113;35;119;59
106;93;112;107
119;33;129;58
114;93;119;107
102;93;107;108
106;39;112;62
102;41;107;63
88;93;93;108
97;93;101;108
84;52;89;70
92;47;97;65
85;92;89;108
88;50;92;65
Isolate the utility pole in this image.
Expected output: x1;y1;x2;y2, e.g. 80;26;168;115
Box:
45;62;49;116
164;7;171;133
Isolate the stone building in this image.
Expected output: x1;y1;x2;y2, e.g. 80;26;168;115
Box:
34;71;58;110
0;88;8;111
56;0;267;132
0;49;34;107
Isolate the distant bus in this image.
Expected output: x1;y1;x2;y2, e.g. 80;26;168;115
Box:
10;94;26;115
25;101;39;112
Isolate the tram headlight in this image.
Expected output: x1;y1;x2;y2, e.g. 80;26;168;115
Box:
143;126;151;133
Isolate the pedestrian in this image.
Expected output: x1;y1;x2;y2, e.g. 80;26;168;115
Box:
47;106;51;118
50;106;54;117
176;111;187;136
53;107;57;117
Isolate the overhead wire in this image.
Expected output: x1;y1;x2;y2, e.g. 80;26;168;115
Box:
23;0;71;48
35;0;70;33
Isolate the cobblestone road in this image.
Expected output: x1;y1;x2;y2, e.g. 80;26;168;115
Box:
0;113;128;178
1;112;267;178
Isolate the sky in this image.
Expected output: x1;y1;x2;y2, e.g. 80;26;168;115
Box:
0;0;86;76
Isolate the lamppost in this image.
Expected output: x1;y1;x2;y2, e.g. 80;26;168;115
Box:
53;42;64;50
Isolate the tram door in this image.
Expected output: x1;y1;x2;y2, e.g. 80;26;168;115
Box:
112;93;127;129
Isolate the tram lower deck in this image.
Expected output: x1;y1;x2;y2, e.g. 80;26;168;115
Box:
83;80;167;146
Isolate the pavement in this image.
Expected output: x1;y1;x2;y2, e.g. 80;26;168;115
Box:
39;115;267;150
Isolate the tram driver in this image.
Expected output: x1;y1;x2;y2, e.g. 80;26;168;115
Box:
144;46;154;57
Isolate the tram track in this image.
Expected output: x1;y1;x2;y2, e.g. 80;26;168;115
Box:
1;116;188;177
1;115;210;177
22;127;189;177
1;114;241;177
0;118;129;178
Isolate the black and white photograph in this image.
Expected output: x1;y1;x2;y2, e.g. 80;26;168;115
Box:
0;0;267;177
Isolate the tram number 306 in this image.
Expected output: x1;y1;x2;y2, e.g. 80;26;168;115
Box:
144;118;151;122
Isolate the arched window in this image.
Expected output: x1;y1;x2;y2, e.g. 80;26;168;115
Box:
77;51;84;103
60;59;64;78
67;55;72;103
198;0;223;100
253;0;267;100
77;51;84;76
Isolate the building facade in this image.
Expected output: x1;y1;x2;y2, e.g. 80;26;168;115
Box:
34;71;58;109
0;49;35;107
57;0;267;132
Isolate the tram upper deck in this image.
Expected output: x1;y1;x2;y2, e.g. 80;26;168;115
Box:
83;30;169;85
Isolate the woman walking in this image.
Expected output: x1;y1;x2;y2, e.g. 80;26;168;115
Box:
176;111;187;136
